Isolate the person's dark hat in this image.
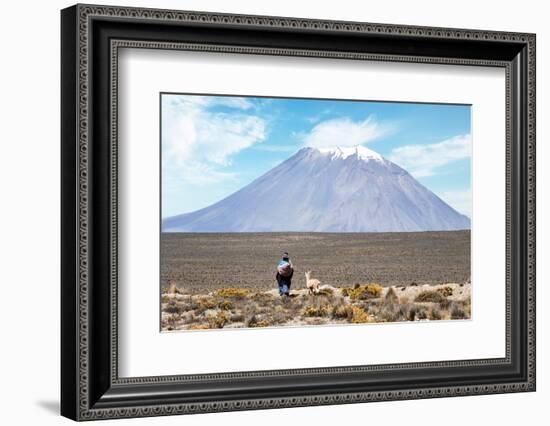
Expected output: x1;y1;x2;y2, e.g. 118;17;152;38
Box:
282;251;289;259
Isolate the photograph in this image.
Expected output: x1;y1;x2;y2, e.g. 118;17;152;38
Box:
160;93;472;331
57;3;536;420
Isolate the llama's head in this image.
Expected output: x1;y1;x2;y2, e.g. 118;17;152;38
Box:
305;271;311;279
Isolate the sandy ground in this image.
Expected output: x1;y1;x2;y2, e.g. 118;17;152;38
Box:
161;282;471;331
161;231;471;292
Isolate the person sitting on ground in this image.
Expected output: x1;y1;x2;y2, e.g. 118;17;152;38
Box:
276;252;294;296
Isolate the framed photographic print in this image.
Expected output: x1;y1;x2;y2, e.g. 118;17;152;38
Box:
159;93;473;331
61;4;536;421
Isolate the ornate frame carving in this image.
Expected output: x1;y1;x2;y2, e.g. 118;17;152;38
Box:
61;4;535;421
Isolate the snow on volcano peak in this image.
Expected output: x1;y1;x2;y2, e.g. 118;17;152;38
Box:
317;145;384;162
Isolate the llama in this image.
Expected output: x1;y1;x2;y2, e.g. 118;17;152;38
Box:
305;271;321;295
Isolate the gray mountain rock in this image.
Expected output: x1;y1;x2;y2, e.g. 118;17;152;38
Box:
162;146;470;232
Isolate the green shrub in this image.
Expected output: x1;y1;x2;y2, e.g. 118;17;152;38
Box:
316;287;334;296
247;315;271;328
437;286;454;297
349;284;383;300
350;306;371;323
303;304;332;317
164;302;183;314
340;287;353;297
194;297;218;313
208;311;229;328
332;304;353;319
215;288;251;299
251;292;272;303
415;290;444;303
217;300;233;310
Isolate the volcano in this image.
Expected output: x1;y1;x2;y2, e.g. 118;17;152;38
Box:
162;146;470;232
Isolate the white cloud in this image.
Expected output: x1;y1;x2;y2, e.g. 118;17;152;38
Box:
209;96;255;110
306;108;333;124
306;116;320;124
303;116;391;148
162;95;267;183
437;189;472;218
165;95;255;111
163;163;237;187
252;144;298;153
389;134;471;178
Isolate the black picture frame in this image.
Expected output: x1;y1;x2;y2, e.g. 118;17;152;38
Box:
61;4;536;421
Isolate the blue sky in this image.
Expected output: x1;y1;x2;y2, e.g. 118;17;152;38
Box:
161;93;471;218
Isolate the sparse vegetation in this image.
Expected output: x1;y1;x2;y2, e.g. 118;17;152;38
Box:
217;300;233;310
429;307;443;320
160;231;471;330
316;287;334;296
303;304;332;317
385;287;399;304
415;290;445;303
247;315;271;328
164;301;183;314
188;323;210;330
437;286;454;297
450;303;466;319
160;279;470;330
378;303;400;322
349;283;383;300
350;306;371;323
332;304;353;320
230;313;245;322
407;305;418;321
215;288;250;299
193;298;217;314
340;287;353;297
417;307;428;320
439;298;452;310
207;311;229;328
